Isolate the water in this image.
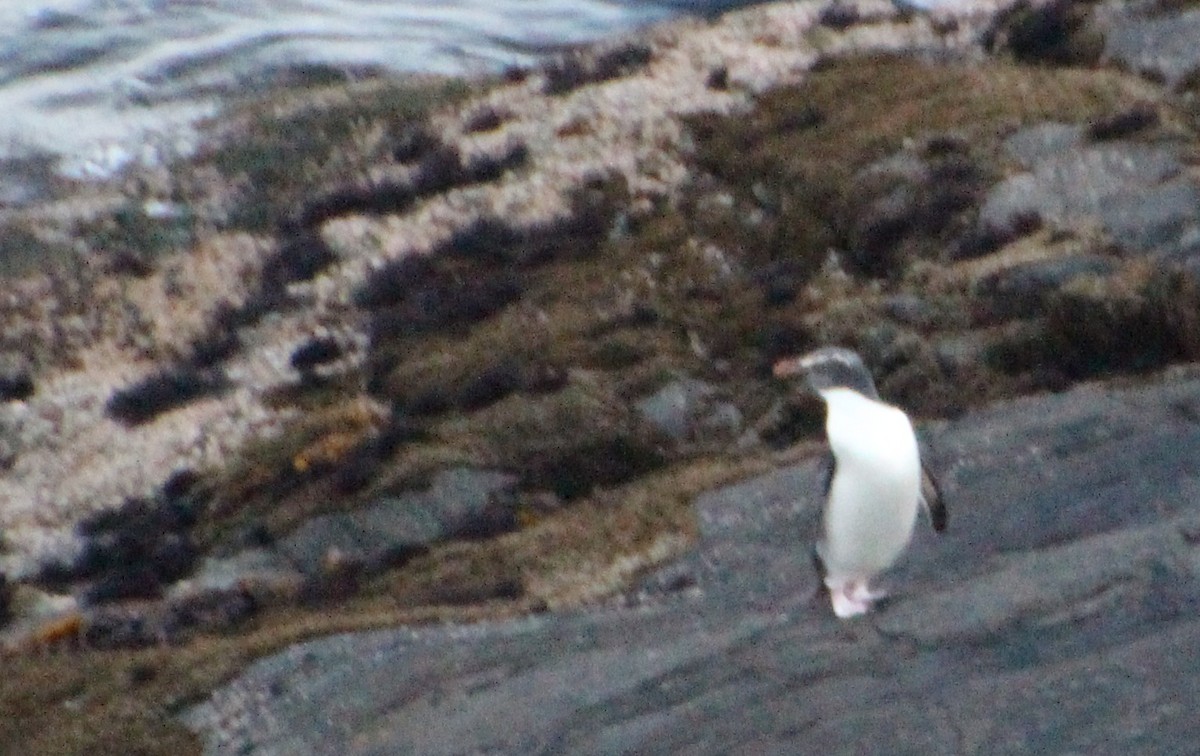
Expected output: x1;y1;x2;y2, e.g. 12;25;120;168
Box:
0;0;760;181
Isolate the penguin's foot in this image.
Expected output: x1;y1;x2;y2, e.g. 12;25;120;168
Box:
827;578;883;618
829;587;870;618
848;581;886;604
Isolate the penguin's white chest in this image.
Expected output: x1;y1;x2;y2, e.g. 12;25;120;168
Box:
820;388;921;578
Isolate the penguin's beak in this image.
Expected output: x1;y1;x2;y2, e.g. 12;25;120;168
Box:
771;356;806;380
773;355;820;397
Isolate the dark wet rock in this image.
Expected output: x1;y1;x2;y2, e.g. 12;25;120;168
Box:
1102;179;1200;258
186;372;1200;754
974;254;1117;318
0;352;34;401
276;468;519;576
635;376;743;445
1000;121;1083;164
166;587;258;635
83;607;161;649
933;333;989;377
80;586;259;648
882;293;936;328
845;149;991;277
1102;5;1200;87
980;134;1200;259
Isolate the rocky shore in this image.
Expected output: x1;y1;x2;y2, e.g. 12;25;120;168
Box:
186;371;1200;753
2;0;1200;752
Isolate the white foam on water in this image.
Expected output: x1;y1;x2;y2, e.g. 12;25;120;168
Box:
0;0;681;178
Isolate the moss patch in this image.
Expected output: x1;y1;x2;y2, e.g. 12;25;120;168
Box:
0;220;77;279
689;54;1152;272
1040;263;1200;377
196;395;389;546
680;54;1183;412
76;199;197;272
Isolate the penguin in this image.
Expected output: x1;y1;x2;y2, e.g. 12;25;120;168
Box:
773;347;946;618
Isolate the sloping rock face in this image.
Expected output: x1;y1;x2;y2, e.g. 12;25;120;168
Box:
186;372;1200;754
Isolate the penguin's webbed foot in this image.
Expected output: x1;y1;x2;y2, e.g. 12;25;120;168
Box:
848;581;887;604
830;587;871;618
827;578;885;619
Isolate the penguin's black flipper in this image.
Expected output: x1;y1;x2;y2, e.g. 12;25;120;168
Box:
919;463;947;533
812;451;834;587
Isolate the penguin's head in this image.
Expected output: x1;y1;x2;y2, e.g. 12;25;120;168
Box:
772;346;880;401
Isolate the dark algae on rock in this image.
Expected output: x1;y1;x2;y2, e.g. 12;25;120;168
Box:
106;367;229;425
